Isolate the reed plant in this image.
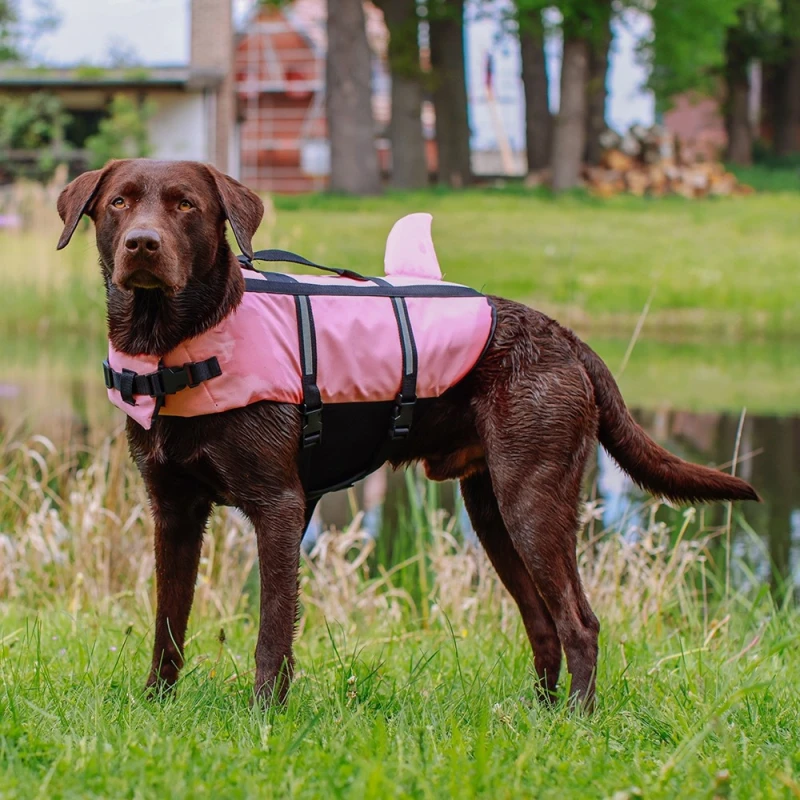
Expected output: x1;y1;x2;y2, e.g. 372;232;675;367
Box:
1;429;797;798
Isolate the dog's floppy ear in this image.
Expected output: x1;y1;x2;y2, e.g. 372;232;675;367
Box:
56;161;121;250
206;164;264;260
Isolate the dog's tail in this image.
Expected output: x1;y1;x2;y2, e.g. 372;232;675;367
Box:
574;338;760;504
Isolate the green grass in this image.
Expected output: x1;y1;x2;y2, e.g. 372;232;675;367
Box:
730;163;800;193
3;187;800;798
4;188;800;340
2;596;799;799
592;337;800;415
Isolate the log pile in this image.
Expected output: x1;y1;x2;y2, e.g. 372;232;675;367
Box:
583;125;754;199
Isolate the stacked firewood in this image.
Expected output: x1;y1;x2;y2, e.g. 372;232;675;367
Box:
583;125;754;198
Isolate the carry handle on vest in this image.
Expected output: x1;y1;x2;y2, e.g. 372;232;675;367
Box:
238;249;369;282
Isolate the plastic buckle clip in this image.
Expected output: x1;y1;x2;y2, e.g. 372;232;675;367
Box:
301;404;323;448
151;365;193;397
102;360;114;389
390;394;416;439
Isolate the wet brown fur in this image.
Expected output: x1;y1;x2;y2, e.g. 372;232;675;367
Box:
57;159;760;710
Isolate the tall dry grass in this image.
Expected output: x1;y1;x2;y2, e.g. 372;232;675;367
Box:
0;175;276;339
1;429;723;638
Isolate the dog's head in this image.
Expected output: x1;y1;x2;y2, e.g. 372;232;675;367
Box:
57;159;263;295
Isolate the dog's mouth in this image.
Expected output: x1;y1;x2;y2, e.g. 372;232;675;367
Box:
120;269;172;293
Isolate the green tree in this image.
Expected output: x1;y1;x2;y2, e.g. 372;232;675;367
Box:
641;0;745;104
772;0;800;155
0;0;60;64
0;91;70;180
326;0;382;194
585;0;613;165
547;1;614;190
0;0;16;62
517;2;553;173
428;0;472;187
374;0;428;189
84;94;154;169
723;2;781;164
642;0;785;164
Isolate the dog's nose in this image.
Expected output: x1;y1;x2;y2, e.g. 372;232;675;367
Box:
124;229;161;253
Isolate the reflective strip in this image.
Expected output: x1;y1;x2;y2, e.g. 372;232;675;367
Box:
393;298;414;377
297;295;314;376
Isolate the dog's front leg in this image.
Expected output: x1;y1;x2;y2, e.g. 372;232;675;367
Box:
245;487;306;705
142;466;213;693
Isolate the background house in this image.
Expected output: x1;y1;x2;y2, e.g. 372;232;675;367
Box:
0;0;238;179
2;0;657;191
234;1;405;192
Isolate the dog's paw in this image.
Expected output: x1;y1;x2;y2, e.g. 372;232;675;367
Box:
144;673;178;701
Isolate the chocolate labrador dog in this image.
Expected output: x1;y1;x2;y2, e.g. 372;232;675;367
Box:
57;159;759;709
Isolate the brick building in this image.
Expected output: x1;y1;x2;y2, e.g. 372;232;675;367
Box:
234;1;404;192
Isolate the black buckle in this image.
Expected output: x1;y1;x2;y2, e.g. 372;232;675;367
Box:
390;394;416;439
301;404;323;448
149;365;192;397
102;360;113;389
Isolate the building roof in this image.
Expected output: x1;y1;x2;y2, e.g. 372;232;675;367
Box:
0;65;224;91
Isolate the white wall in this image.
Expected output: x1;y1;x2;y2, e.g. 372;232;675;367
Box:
465;0;526;155
147;91;209;161
463;0;655;157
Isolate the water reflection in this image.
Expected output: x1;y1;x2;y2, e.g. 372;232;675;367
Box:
307;408;799;594
1;344;798;594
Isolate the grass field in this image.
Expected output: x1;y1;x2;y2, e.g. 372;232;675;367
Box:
1;434;799;798
2;185;799;797
3;187;800;340
3;595;798;799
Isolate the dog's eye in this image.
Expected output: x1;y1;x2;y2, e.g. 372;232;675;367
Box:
178;199;194;212
111;197;126;209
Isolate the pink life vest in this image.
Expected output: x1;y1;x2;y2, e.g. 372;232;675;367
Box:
103;214;495;495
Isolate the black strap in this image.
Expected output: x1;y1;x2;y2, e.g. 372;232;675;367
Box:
103;357;222;405
243;278;481;298
371;276;418;440
239;249;368;282
295;295;322;452
295;273;420;495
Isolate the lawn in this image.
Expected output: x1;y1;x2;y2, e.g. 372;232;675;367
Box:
1;434;799;798
3;187;800;340
2;595;798;799
3;186;800;798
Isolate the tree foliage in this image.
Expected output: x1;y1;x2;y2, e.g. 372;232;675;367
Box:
0;0;60;64
639;0;747;104
0;91;70;179
84;95;154;170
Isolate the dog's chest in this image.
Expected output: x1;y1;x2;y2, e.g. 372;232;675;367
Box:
131;416;222;482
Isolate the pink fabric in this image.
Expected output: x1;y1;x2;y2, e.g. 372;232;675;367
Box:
107;347;159;429
384;213;442;280
107;215;494;430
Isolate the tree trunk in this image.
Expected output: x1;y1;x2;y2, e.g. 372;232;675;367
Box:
326;0;381;194
429;0;471;187
519;8;551;172
774;0;800;157
585;4;612;166
376;0;428;188
724;17;753;165
774;48;800;154
551;32;589;191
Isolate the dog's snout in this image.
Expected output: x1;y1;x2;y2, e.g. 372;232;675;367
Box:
124;229;161;254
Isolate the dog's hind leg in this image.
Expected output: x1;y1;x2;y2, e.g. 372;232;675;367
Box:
477;372;600;710
143;466;213;693
460;470;562;700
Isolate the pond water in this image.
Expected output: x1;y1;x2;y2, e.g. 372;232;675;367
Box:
2;335;798;595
